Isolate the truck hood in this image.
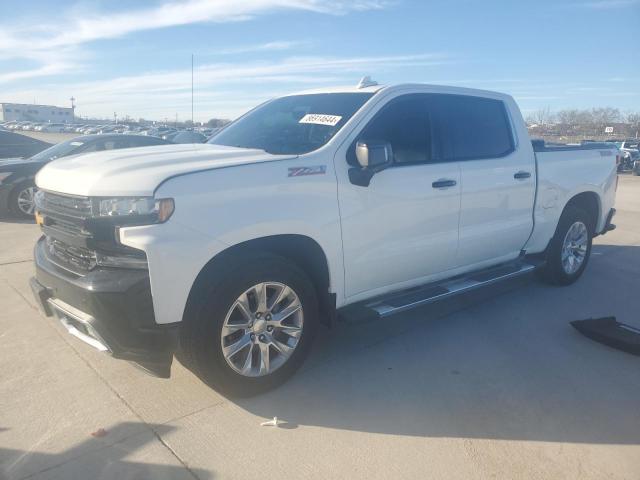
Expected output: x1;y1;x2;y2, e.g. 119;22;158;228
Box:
36;144;295;197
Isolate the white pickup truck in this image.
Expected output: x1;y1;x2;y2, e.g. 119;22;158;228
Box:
30;80;618;395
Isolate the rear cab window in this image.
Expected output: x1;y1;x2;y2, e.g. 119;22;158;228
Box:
430;94;515;161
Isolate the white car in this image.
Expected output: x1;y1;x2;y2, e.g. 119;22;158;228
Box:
31;81;618;395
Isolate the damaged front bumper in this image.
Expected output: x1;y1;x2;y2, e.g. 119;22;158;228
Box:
31;236;178;377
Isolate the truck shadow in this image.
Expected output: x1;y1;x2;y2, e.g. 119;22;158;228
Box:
230;243;640;445
0;422;213;480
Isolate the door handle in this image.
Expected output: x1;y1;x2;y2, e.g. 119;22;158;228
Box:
514;171;531;180
432;178;457;189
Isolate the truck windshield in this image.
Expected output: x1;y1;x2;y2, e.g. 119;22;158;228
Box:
208;93;374;155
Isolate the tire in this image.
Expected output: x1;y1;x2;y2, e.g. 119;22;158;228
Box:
537;206;593;286
179;252;318;397
9;181;37;219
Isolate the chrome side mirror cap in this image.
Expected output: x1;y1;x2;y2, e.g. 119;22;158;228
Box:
355;140;393;169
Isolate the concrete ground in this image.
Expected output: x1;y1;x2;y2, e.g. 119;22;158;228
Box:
1;176;639;480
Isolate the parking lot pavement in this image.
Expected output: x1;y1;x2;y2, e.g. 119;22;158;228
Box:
18;131;77;144
1;176;640;480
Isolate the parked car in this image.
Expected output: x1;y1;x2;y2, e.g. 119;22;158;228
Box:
629;150;640;175
619;139;639;152
98;125;119;134
0;134;171;218
617;139;639;170
169;131;207;143
30;82;617;395
42;123;68;133
0;131;51;160
82;126;103;134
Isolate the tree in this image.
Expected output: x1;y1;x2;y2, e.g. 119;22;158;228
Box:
626;112;640;138
590;107;621;129
526;106;554;126
207;118;230;128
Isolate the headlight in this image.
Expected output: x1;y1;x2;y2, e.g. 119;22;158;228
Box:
98;197;175;223
95;251;148;269
0;172;12;184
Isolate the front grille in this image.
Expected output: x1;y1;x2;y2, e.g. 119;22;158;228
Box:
46;236;97;272
39;192;93;218
37;191;93;237
37;191;146;274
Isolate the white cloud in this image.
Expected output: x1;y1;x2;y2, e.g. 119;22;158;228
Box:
212;40;308;56
0;0;388;84
1;0;387;53
573;0;639;8
1;53;448;120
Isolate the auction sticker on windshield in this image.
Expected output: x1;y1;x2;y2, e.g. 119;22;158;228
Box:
299;114;342;126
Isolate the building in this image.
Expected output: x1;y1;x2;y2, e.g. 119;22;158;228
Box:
0;103;74;123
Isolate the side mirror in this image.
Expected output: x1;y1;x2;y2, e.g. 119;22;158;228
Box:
349;140;393;187
355;140;393;169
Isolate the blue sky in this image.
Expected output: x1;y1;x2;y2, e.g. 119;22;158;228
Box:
0;0;638;122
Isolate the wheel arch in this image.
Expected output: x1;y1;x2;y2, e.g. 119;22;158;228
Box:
185;234;336;327
564;190;601;233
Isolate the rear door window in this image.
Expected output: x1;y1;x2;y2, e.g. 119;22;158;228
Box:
430;95;514;161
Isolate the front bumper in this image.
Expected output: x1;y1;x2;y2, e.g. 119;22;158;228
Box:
31;236;178;377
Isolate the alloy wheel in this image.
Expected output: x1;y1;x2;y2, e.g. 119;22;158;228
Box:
17;187;36;215
221;282;304;377
561;221;588;275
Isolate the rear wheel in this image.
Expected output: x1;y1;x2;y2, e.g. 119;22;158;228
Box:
9;181;37;219
538;206;593;285
179;253;318;396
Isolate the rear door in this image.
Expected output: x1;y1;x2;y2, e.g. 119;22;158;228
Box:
431;94;535;267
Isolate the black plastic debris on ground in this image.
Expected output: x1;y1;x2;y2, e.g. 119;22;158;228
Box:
571;317;640;356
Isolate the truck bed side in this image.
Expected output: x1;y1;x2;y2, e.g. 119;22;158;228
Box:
524;143;618;254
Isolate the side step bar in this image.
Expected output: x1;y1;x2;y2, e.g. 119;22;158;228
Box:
339;260;538;322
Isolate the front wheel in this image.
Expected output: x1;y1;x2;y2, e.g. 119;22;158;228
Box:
179;253;318;396
538;206;593;285
10;181;37;219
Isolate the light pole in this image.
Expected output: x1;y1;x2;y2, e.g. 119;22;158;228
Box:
191;53;194;125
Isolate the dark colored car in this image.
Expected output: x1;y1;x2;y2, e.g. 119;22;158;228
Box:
0;131;52;160
0;134;172;219
630;150;640;176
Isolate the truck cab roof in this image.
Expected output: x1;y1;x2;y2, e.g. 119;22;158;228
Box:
289;82;513;103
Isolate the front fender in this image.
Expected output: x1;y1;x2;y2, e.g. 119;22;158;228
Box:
120;158;342;325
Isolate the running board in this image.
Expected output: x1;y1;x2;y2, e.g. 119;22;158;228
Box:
339;261;538;322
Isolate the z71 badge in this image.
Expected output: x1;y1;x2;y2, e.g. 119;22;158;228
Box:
288;165;327;177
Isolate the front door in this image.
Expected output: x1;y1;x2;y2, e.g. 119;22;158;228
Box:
337;94;462;299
